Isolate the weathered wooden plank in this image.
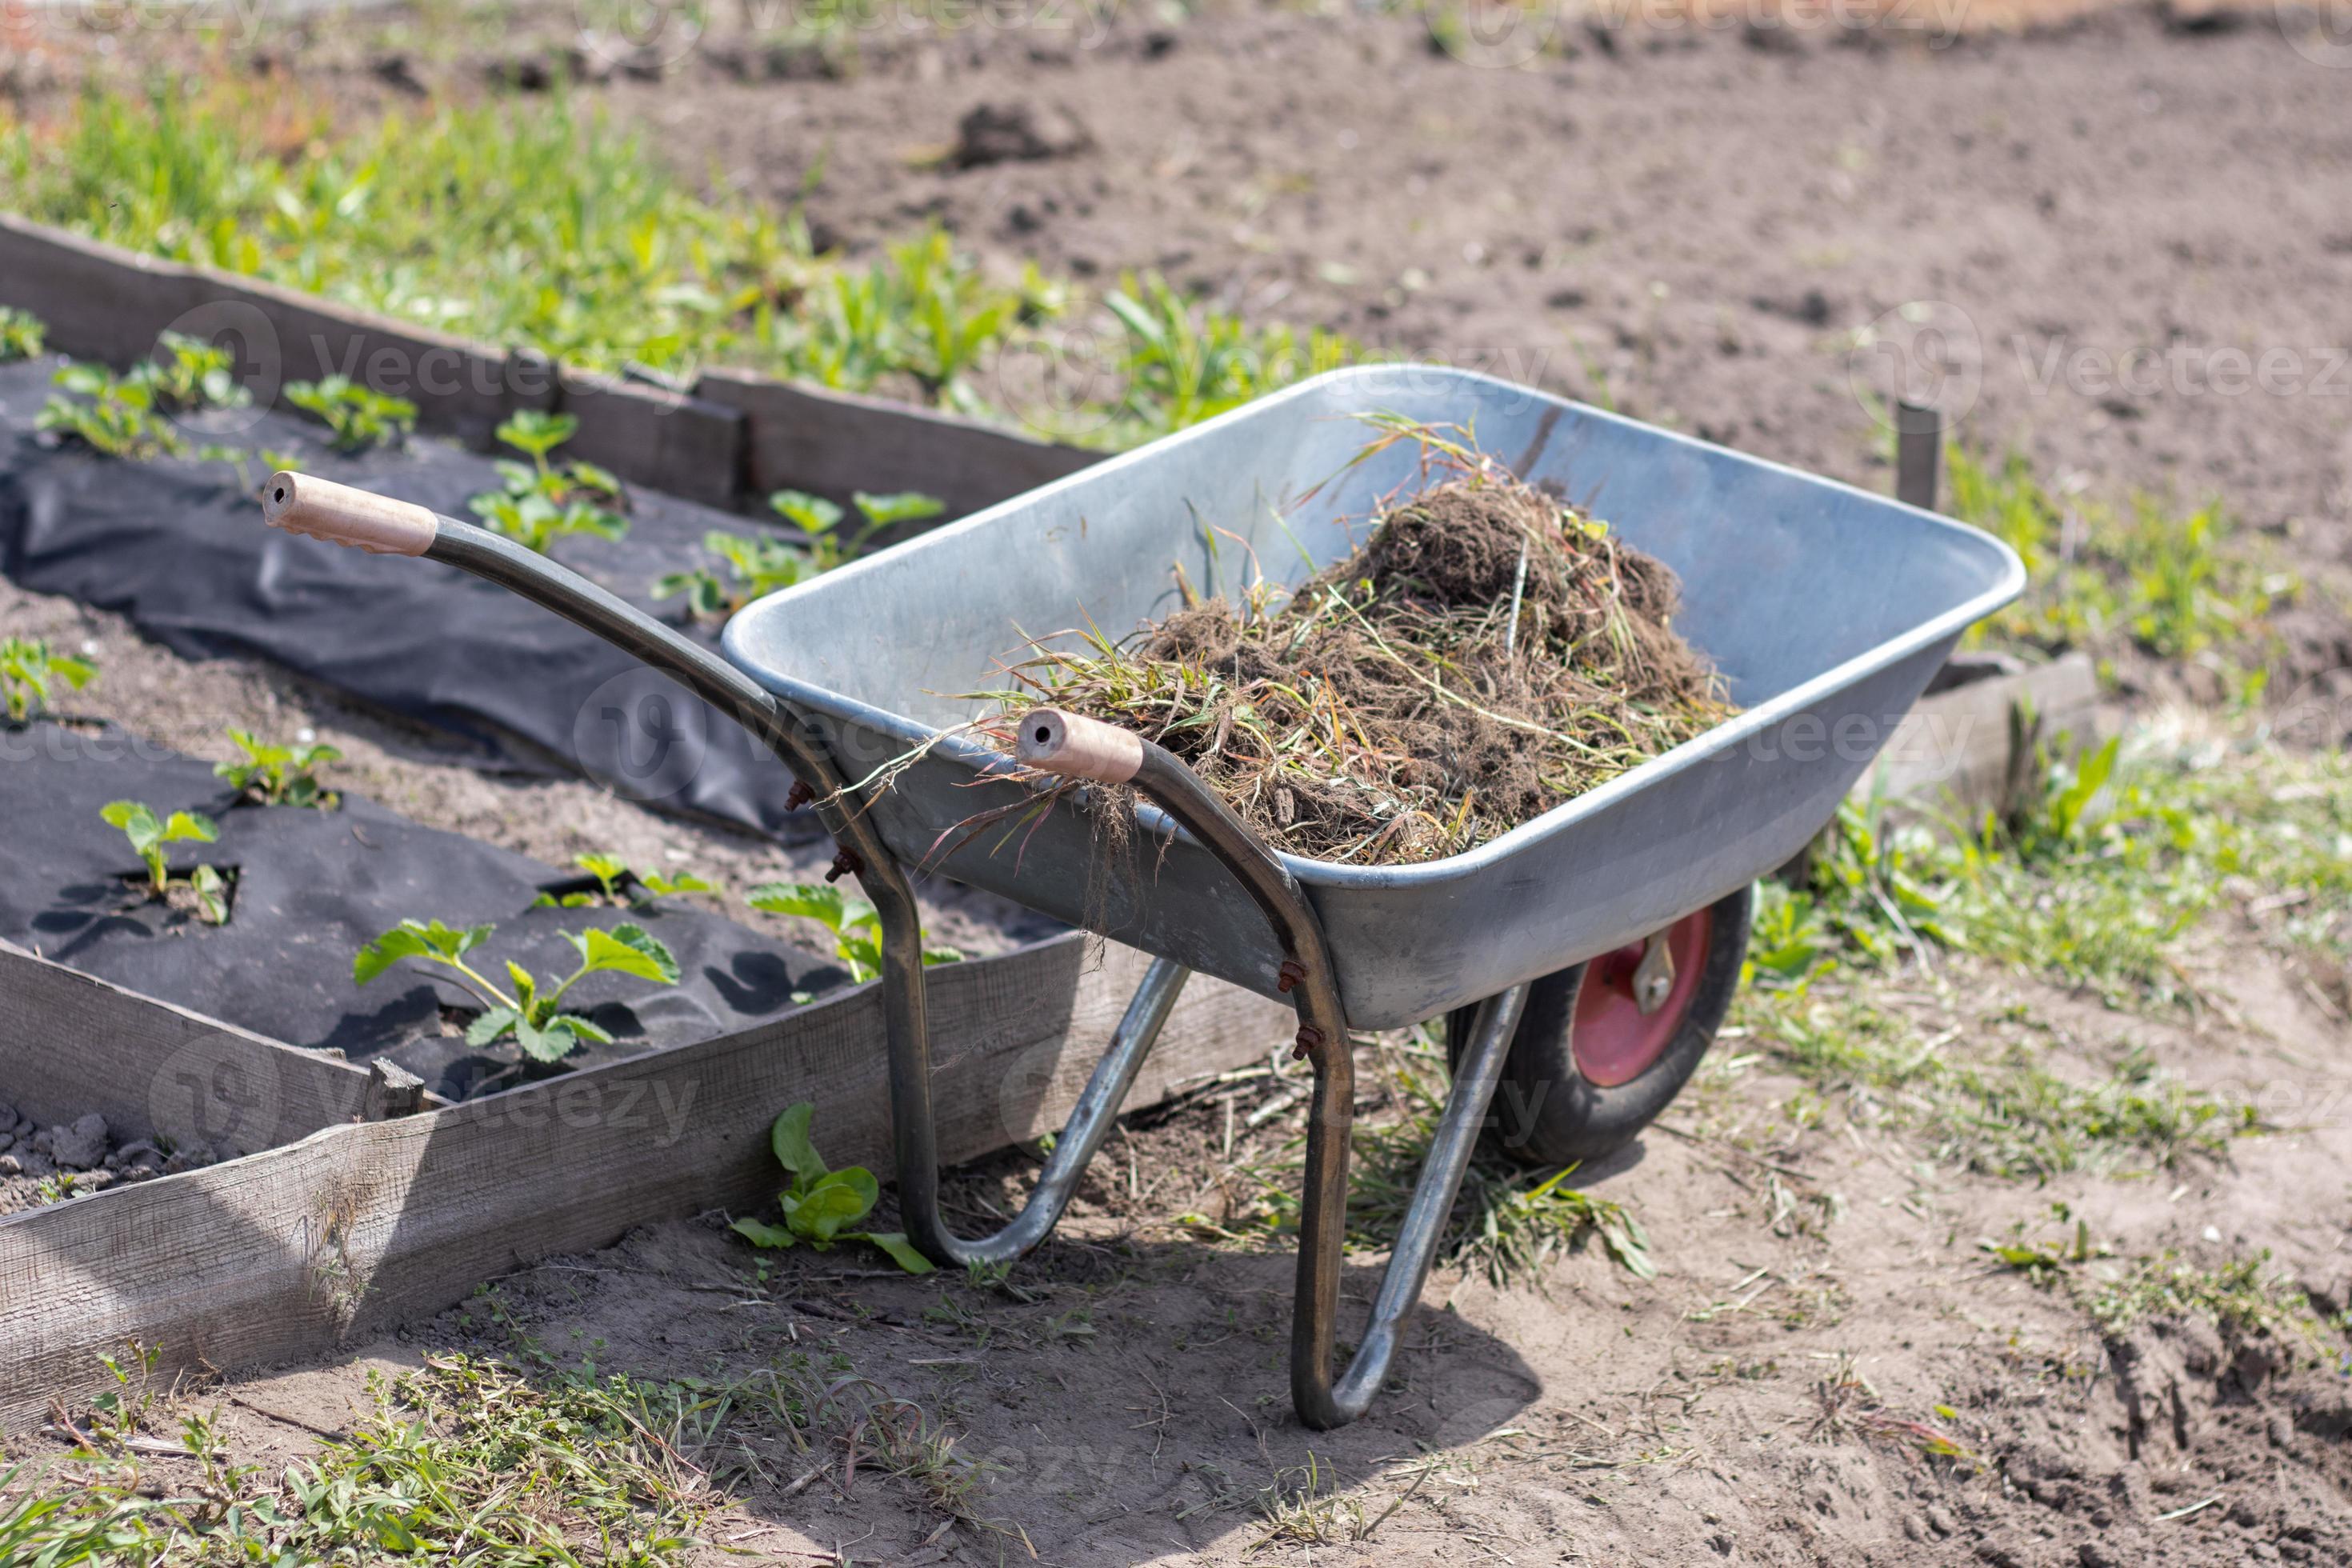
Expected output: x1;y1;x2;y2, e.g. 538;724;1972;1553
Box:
556;370;746;509
696;367;1099;524
0;934;1287;1428
209;270;549;453
0;215;210;369
1856;651;2108;819
0;942;409;1158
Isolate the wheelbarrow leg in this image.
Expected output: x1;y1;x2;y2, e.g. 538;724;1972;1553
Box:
882;942;1192;1266
1014;708;1531;1430
1290;982;1525;1429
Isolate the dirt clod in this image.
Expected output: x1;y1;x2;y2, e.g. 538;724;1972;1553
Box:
951;100;1094;167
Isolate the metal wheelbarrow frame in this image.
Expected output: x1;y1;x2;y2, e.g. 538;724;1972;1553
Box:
259;365;2022;1430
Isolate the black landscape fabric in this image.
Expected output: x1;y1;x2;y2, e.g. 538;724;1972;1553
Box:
0;719;846;1100
0;356;821;840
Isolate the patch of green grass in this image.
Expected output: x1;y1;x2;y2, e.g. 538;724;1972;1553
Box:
2;1347;1029;1564
1770;730;2352;1008
1742;984;2246;1179
1202;1034;1654;1287
1948;444;2294;674
1;1356;724;1566
0;87;1349;444
1984;1218;2336;1351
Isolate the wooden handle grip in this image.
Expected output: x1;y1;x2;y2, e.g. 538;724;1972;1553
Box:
1013;708;1143;785
261;472;439;557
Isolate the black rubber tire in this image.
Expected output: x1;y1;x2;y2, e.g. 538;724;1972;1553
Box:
1446;883;1753;1166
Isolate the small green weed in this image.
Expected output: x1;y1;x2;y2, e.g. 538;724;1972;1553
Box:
1213;1033;1655;1287
101;800;228;923
746;880;963;984
1983;1218;2331;1350
0;635;95;722
731;1102;934;1273
282;375;417;452
1100;271;1354;442
354;916;679;1061
1949;445;2292;674
214;728;339;807
0;304;44;361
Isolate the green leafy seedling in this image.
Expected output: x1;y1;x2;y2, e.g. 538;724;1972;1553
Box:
146;331;250;414
101;800;228;923
464;410;629;553
0;636;96;722
215;729;341;808
496;409;578;469
354;917;680;1062
730;1102;934;1274
534;852;717;909
469;490;628;554
38;363;182;460
746;881;962;983
851;490;947;530
284;376;418;452
761;487;945;575
0;306;45;362
653;530;816;620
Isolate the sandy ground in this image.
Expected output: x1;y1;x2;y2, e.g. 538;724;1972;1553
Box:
6;4;2352;1564
88;929;2352;1566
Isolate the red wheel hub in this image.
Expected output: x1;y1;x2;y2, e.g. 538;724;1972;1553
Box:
1570;907;1714;1088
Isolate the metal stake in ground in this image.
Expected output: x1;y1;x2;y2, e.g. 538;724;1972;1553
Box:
1896;399;1942;513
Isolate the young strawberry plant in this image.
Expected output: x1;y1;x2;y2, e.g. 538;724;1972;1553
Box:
354;917;680;1062
0;636;96;723
534;851;717;909
102;801;229;924
652;530;814;621
746;882;962;984
214;730;341;808
284;377;418;452
0;306;44;362
730;1102;933;1274
768;487;946;574
36;335;253;460
466;410;628;554
38;364;182;460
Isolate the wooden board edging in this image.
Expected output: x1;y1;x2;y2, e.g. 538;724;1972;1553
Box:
1858;650;2110;819
0;942;422;1160
0;933;1287;1429
0;213;1098;517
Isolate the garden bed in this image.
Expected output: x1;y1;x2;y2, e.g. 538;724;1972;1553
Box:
0;718;853;1098
1;353;858;840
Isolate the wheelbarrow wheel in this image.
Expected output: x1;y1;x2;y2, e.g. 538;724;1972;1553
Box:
1445;884;1752;1166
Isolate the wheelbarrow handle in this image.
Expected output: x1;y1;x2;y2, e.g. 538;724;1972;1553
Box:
263;471;439;556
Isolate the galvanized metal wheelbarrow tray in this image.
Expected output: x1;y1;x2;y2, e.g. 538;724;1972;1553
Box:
262;365;2023;1429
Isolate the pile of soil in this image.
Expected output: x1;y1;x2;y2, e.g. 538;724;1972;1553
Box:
1006;444;1733;862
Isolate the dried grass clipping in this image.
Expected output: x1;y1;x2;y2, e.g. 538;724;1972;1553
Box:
988;422;1738;865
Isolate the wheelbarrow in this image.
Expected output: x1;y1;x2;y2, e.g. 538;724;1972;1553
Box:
259;365;2023;1429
